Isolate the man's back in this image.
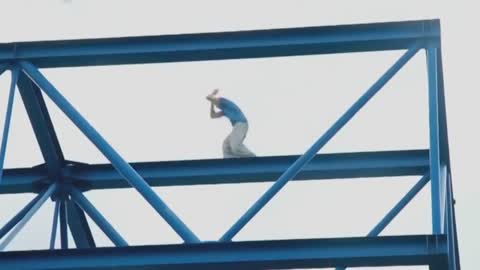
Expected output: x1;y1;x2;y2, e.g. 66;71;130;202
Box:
218;97;247;125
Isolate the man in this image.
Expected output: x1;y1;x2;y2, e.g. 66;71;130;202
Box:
206;89;256;158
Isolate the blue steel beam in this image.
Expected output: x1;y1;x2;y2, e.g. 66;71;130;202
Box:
0;20;439;68
436;48;451;170
427;47;445;234
17;73;64;177
0;149;430;194
69;188;126;247
220;45;421;241
0;235;447;269
0;166;48;194
446;174;460;270
67;149;429;190
0;183;57;250
50;201;59;249
446;175;456;269
0;67;19;184
66;199;96;248
59;201;68;249
449;175;461;270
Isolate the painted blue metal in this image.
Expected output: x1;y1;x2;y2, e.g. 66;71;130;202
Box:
49;201;59;249
20;61;200;243
0;183;57;250
59;200;68;249
0;20;439;68
427;47;444;234
66;199;96;248
447;174;461;269
449;174;461;270
17;73;64;178
436;48;451;169
69;188;127;247
0;191;43;239
335;173;430;270
0;166;47;194
0;67;19;184
0;149;429;194
0;235;447;269
446;175;456;269
220;45;421;241
68;149;429;190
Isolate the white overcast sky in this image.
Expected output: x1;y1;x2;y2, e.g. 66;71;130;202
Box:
0;1;478;269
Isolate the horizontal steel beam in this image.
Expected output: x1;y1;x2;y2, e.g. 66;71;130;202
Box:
0;166;47;194
67;149;429;190
0;149;429;194
0;20;439;68
0;235;447;269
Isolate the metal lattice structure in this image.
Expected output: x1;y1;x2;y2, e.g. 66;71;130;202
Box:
0;19;459;269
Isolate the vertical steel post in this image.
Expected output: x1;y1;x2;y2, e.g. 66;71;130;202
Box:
49;201;60;249
0;67;19;184
426;47;443;234
220;45;421;241
70;188;128;247
450;174;461;270
59;200;68;249
446;174;455;269
0;183;57;250
20;61;199;243
446;174;460;270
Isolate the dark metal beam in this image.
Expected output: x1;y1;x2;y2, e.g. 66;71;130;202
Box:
0;235;447;270
0;166;47;194
0;20;439;68
0;149;429;194
17;73;64;177
66;149;429;191
50;201;60;249
59;201;68;249
66;199;96;248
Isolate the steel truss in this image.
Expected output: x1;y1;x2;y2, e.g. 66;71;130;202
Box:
0;19;459;269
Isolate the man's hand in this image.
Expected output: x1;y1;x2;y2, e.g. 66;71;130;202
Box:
206;88;220;102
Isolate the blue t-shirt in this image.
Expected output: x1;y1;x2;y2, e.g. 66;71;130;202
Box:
218;98;247;126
